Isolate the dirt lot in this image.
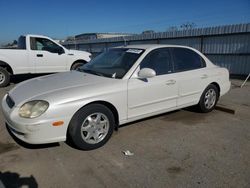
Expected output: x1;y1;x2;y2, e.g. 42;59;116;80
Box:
0;77;249;188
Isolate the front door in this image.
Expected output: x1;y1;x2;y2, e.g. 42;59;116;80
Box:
128;48;178;120
29;37;67;73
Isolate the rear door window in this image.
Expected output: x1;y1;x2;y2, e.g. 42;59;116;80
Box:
17;36;26;49
171;48;206;72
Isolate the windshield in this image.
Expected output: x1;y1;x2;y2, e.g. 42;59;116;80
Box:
79;48;144;79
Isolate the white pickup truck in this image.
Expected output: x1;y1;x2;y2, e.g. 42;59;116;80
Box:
0;34;91;87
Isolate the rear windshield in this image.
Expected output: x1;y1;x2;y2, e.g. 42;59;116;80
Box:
17;36;26;49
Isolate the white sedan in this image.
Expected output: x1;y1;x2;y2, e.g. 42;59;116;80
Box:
2;45;230;150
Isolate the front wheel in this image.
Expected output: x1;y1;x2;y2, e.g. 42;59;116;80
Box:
198;84;219;113
0;68;10;87
71;62;85;71
68;104;115;150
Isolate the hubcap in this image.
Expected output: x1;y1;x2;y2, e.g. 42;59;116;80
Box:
204;88;216;109
0;72;5;84
81;113;109;144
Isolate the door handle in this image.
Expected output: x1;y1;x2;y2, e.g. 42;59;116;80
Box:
165;80;176;85
201;74;208;79
37;54;43;57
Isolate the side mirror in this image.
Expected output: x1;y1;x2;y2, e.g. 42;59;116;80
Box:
138;68;156;79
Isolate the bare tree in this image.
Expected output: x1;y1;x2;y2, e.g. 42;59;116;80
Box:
180;22;196;30
167;26;178;32
13;40;17;45
142;30;155;35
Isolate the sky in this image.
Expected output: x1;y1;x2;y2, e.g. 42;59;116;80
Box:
0;0;249;45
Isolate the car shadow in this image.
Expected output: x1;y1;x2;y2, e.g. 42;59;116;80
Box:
118;106;203;129
183;105;203;113
0;171;38;188
6;124;60;150
118;110;181;129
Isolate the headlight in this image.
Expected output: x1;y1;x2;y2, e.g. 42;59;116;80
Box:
19;100;49;118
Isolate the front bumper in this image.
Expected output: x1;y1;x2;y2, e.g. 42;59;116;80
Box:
1;95;69;144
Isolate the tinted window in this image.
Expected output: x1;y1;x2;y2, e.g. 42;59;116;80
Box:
30;37;61;53
140;48;172;76
171;48;205;72
17;36;26;49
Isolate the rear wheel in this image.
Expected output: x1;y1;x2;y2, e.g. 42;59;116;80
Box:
0;67;10;87
198;84;219;113
68;104;115;150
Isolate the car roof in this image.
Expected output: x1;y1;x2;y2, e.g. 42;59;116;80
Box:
24;34;51;39
117;44;192;50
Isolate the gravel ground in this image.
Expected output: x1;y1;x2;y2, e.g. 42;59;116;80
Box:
0;77;249;188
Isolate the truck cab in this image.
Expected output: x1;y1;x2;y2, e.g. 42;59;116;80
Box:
0;34;91;87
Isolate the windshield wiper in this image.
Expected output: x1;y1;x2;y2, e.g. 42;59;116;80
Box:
82;69;104;77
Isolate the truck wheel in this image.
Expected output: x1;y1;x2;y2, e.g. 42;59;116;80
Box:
71;61;85;71
0;68;10;87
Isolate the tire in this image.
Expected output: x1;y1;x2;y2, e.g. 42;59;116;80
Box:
0;67;10;87
68;104;115;150
71;62;85;70
198;84;219;113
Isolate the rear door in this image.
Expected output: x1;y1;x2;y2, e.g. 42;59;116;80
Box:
128;48;178;120
170;47;209;106
29;37;67;73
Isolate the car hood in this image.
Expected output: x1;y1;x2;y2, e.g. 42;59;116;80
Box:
8;71;114;106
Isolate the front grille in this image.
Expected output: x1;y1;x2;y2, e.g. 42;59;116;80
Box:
6;95;15;108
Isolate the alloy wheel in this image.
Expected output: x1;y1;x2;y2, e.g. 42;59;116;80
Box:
80;113;110;144
204;88;216;109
